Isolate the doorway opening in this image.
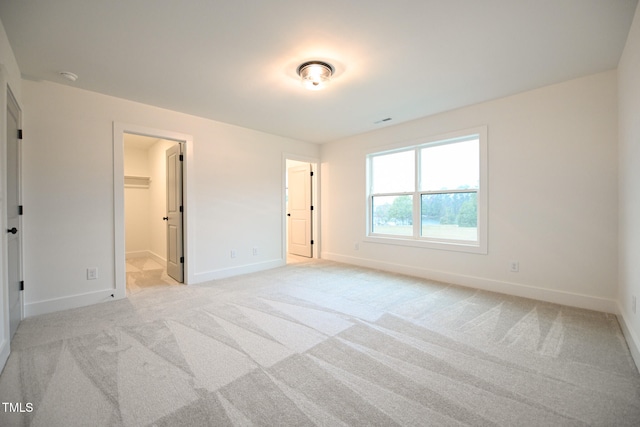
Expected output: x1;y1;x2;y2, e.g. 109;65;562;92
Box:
123;134;183;292
284;156;319;264
113;123;192;299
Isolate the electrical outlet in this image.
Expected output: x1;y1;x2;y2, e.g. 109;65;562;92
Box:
230;250;237;259
87;267;98;280
633;295;637;314
252;247;258;256
509;261;519;272
354;242;359;251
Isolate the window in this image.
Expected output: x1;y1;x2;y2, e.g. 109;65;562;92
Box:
367;127;487;253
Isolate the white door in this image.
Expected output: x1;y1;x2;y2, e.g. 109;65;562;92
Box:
287;164;312;257
6;89;22;339
165;144;183;282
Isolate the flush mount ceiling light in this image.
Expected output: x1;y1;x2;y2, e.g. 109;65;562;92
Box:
296;61;334;91
60;71;78;82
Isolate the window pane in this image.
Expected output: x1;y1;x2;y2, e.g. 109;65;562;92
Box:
421;192;477;241
371;150;414;193
421;139;479;191
372;195;413;236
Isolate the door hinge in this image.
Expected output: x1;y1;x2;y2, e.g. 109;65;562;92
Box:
17;129;23;140
20;281;24;291
179;206;183;213
310;171;314;177
18;205;23;215
180;256;184;263
179;154;183;161
311;240;314;245
310;206;314;211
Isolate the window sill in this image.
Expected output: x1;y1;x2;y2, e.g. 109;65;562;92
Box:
364;235;487;254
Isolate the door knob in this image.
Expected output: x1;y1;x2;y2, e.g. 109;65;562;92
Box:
7;227;17;234
287;213;291;217
163;217;169;221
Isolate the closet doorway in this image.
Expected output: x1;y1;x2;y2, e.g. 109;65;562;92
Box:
124;134;183;292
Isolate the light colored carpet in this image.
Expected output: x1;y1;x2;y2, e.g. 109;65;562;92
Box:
125;256;180;294
1;258;639;426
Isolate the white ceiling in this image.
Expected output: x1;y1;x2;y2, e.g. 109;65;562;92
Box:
0;0;637;144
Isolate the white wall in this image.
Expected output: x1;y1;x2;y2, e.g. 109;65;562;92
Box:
123;138;176;261
0;17;21;372
321;70;619;313
148;139;176;261
124;144;151;256
618;1;640;367
21;79;319;316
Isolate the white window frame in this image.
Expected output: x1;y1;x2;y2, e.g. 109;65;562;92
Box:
365;126;487;254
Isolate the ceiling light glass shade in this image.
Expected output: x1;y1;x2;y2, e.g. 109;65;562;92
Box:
60;71;78;82
297;61;333;90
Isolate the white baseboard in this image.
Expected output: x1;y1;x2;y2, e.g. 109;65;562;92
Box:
321;252;619;314
125;250;149;259
193;259;285;283
126;250;165;265
617;306;640;372
24;289;122;317
147;251;165;265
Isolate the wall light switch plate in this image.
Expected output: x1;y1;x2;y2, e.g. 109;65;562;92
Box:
87;267;98;280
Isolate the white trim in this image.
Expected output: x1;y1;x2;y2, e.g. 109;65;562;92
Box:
364;234;485;254
125;251;151;259
125;250;165;265
0;65;22;372
617;305;640;372
193;259;285;283
24;289;117;317
0;65;9;372
365;126;488;254
113;122;194;298
321;251;619;314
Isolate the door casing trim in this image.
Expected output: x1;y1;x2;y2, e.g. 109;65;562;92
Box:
6;85;22;337
0;65;22;371
113;122;193;297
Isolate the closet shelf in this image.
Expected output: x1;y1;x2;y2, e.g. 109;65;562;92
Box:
124;175;151;188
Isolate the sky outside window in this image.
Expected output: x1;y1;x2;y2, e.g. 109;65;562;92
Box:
371;150;414;193
421;139;479;191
